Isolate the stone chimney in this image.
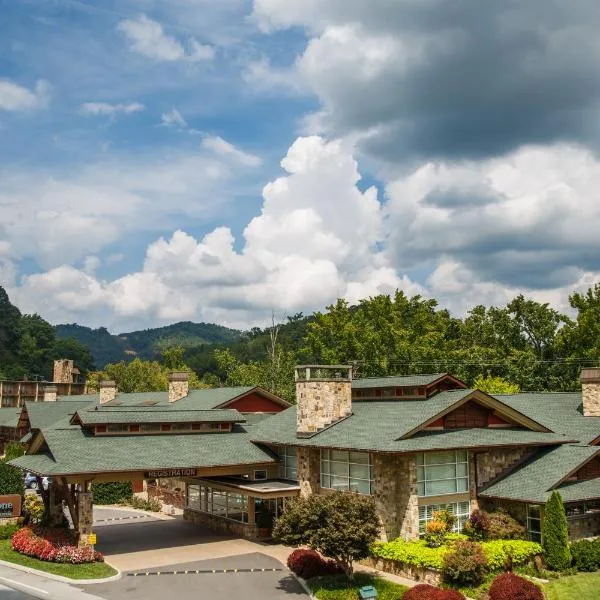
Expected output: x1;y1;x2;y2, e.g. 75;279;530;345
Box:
581;368;600;417
99;380;117;405
53;359;74;384
43;385;58;402
168;372;189;403
295;365;353;438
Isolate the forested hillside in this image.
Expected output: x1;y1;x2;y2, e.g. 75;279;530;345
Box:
0;287;94;380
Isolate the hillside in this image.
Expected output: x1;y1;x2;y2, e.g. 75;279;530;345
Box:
55;321;242;368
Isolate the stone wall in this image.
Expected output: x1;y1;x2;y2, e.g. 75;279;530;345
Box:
296;380;351;435
297;447;320;497
362;557;441;586
373;453;419;541
99;381;117;404
475;447;532;488
582;382;600;417
568;513;600;540
168;372;189;403
184;509;257;538
53;359;73;384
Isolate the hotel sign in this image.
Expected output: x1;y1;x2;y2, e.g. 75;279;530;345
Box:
144;468;197;478
0;494;21;519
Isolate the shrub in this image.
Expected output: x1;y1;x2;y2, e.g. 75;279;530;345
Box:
487;510;526;540
483;540;542;571
91;481;133;505
128;495;161;511
287;549;326;579
570;539;600;572
442;540;488;586
403;584;465;600
424;519;449;548
11;527;104;564
542;491;571;571
488;572;543;600
0;443;25;496
0;522;20;540
23;494;45;525
463;509;490;540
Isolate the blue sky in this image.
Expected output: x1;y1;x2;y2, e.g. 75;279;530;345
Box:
2;0;600;331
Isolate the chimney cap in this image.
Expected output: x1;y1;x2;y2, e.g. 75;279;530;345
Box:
168;371;190;382
99;380;117;388
581;368;600;383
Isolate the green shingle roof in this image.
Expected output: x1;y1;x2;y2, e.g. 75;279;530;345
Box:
480;445;600;503
0;407;20;428
24;400;95;430
74;407;245;425
10;424;276;476
352;374;449;389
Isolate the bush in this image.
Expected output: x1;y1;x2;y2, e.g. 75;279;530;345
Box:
128;495;161;511
424;519;450;548
442;540;488;586
488;572;543;600
403;584;465;600
91;481;133;505
0;443;25;496
23;494;45;525
483;540;542;571
463;509;490;541
0;522;20;540
487;510;526;540
11;527;104;564
570;539;600;572
287;549;326;579
542;491;571;571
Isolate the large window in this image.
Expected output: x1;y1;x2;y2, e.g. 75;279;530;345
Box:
419;501;470;534
278;446;298;481
417;451;469;496
527;504;542;543
320;449;373;495
186;484;248;523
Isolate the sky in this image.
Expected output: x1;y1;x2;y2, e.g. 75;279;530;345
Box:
2;0;600;332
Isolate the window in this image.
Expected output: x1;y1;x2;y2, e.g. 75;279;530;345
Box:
417;451;469;496
419;501;470;534
172;423;192;431
140;423;161;432
278;446;298;481
320;449;373;495
186;485;248;523
106;423;128;433
254;470;267;480
527;505;542;543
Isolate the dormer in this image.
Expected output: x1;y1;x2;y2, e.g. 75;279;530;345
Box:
351;373;467;401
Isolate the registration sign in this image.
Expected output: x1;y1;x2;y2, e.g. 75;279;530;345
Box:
144;468;197;478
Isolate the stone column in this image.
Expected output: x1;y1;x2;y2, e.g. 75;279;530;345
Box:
77;491;94;547
373;453;419;541
297;447;320;497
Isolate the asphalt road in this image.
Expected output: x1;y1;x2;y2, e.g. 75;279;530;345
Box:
86;553;306;600
0;583;36;600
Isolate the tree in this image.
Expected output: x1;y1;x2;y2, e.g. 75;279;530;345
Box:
473;375;520;395
0;443;25;496
51;337;96;375
542;491;571;571
273;492;380;577
0;286;22;377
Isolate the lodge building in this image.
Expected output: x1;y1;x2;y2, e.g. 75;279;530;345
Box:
8;366;600;545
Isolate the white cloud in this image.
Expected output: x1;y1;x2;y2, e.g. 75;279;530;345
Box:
117;15;215;62
242;56;306;95
201;136;262;167
0;79;50;111
80;102;144;116
161;108;188;129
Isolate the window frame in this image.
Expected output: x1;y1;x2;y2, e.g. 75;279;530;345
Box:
527;504;542;543
278;446;298;481
416;450;469;497
418;501;470;534
320;449;373;495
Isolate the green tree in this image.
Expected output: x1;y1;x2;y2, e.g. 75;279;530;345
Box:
0;443;25;496
51;337;96;375
273;492;380;578
473;375;520;395
0;286;22;378
542;491;571;571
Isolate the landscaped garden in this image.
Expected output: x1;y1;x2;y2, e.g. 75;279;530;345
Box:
274;490;600;600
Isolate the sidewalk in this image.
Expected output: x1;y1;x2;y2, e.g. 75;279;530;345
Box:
0;563;107;600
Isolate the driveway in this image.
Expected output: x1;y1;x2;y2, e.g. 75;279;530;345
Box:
91;507;291;572
86;553;306;600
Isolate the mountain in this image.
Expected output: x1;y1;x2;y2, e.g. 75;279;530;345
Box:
55;321;241;368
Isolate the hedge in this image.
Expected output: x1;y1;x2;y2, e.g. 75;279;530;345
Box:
0;443;25;496
91;482;133;505
371;537;541;572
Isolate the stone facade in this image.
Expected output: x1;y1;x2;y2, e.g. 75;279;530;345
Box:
581;368;600;416
296;379;351;435
568;513;600;540
43;385;57;402
297;447;320;497
53;359;74;384
373;453;419;541
77;491;94;547
475;447;532;488
99;380;117;404
168;372;189;403
362;557;441;586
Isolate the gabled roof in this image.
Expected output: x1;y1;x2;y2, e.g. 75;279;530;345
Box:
72;407;245;425
480;445;600;503
352;373;463;389
0;407;21;428
19;400;95;430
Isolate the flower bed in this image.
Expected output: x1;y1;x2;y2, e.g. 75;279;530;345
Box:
371;536;541;572
12;527;103;564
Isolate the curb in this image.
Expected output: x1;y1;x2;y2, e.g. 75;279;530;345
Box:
0;558;122;585
293;574;318;600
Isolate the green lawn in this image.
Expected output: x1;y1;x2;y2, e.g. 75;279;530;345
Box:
0;539;117;580
307;573;409;600
543;571;600;600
